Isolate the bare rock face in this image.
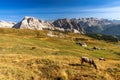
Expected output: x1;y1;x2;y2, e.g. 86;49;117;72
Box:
13;16;54;30
52;18;85;34
0;21;15;28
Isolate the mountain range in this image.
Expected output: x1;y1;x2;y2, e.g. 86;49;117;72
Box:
1;16;120;37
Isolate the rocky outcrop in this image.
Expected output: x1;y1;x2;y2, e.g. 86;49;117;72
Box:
52;18;85;34
0;21;15;28
13;16;54;30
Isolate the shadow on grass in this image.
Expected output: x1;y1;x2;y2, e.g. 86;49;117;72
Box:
69;63;82;66
69;64;92;68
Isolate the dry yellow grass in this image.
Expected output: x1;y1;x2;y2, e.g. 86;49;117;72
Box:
0;28;119;80
0;54;119;80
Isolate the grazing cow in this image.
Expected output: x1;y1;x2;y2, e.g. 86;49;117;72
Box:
76;42;87;47
99;57;106;61
31;46;36;50
81;56;97;69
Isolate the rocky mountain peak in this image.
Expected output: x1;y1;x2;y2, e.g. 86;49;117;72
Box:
13;16;54;30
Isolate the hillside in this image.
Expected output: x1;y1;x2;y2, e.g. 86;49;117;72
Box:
102;24;120;36
0;28;119;80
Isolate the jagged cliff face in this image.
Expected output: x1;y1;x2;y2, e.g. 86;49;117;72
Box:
0;21;15;28
53;18;85;34
13;16;54;30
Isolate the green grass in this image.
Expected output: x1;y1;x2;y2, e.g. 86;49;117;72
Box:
0;28;119;80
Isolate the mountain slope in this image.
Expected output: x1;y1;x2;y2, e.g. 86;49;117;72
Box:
77;18;113;33
53;18;85;34
102;24;120;36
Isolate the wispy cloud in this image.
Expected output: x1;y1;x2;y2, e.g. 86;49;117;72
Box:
83;6;120;13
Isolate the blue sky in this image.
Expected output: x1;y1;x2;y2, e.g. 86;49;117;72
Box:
0;0;120;22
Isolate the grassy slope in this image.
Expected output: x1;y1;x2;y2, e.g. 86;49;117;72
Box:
0;28;119;80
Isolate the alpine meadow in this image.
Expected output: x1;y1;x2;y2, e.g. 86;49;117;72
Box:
0;0;120;80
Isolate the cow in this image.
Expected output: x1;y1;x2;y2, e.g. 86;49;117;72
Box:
99;57;106;61
81;56;97;69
